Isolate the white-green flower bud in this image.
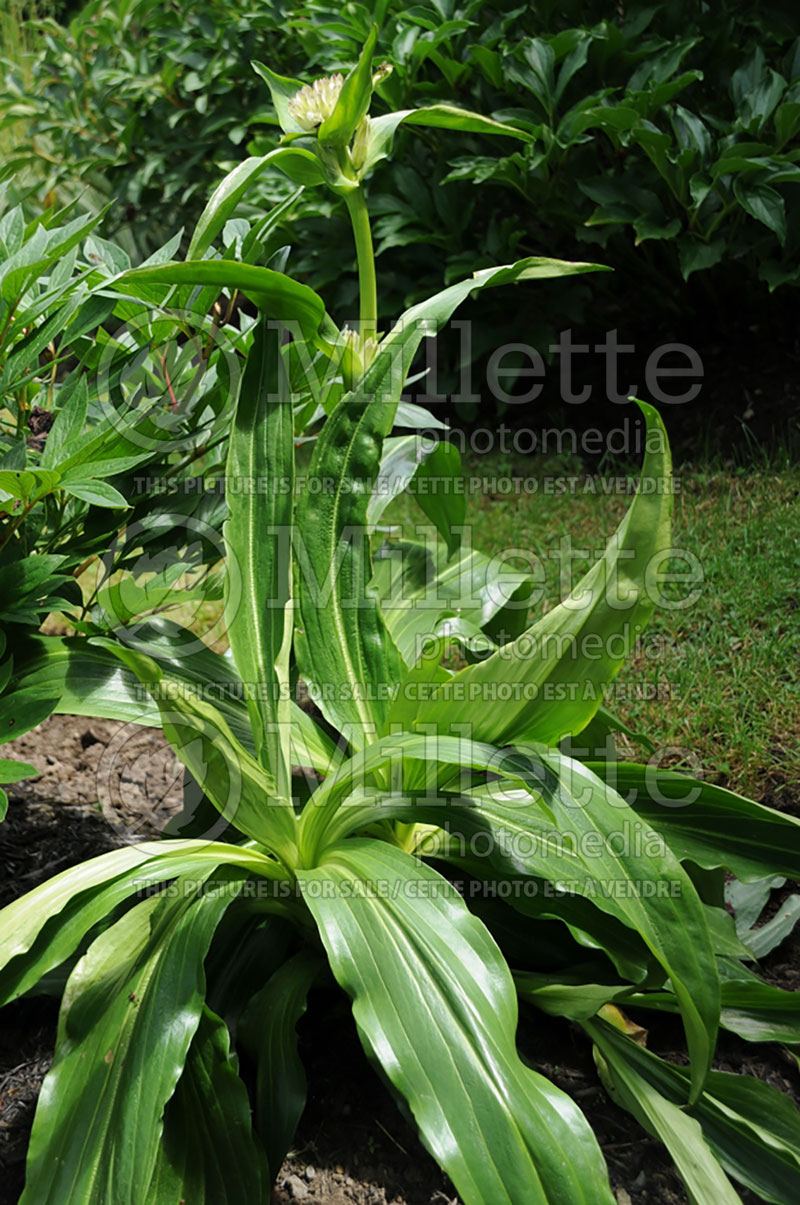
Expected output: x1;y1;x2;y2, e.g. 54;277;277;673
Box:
351;115;372;172
340;327;379;387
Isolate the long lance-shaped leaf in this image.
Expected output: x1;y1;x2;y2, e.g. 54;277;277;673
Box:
239;951;321;1179
146;1005;270;1203
318;24;378;148
224;319;293;800
585;1016;800;1205
0;841;288;1006
299;840;615;1205
17;631;336;776
530;750;718;1102
626;957;800;1047
299;730;536;862
515;970;635;1021
295;256;607;750
117;261;329;342
91;640;298;863
587;1017;740;1205
361;105;534;175
149;686;299;862
589;762;800;882
187;152;314;259
412;400;672;746
301;783;657;985
21;869;247;1205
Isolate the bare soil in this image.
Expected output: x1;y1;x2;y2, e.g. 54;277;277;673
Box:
1;715;797;1204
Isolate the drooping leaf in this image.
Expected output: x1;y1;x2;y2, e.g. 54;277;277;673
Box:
299;839;615;1205
0;839;287;1006
22;870;248;1203
362;104;533;175
589;1017;740;1205
586;1016;800;1205
146;1004;270;1203
188;154;311;259
592;763;800;882
239;951;320;1178
118;261;329;342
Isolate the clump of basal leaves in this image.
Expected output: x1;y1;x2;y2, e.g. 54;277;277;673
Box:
3;36;800;1205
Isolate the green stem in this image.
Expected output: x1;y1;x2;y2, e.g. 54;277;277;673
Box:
344;187;377;338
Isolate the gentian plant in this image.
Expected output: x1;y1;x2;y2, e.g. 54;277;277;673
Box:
2;38;800;1205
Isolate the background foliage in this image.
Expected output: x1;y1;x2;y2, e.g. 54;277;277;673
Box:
3;0;799;341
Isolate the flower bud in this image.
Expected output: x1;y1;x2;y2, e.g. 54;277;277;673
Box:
351;116;372;172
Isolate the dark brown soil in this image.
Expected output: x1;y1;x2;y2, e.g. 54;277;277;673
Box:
0;715;797;1204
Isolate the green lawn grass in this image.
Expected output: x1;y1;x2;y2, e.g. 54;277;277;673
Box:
383;455;800;806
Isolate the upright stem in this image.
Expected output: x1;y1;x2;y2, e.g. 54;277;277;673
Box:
344;186;377;338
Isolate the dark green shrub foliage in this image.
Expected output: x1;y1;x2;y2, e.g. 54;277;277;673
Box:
3;0;799;320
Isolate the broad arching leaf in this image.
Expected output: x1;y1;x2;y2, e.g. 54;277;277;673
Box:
299;840;615;1205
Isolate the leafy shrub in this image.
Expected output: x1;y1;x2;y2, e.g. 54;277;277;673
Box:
2;45;800;1204
0;0;299;253
3;0;799;330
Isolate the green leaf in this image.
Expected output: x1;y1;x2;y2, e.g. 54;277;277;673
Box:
299;840;615;1205
412;400;671;747
146;1005;269;1203
118;261;329;342
515;969;634;1020
373;537;531;668
733;179;787;243
589;1018;740;1205
297;257;606;748
366;433;431;529
737;895;800;959
40;375;89;469
251;62;306;135
774;101;800;144
585;1017;800;1205
239;951;320;1178
22;870;245;1204
591;763;800;881
678;237;725;281
0;757;37;784
187;152;321;259
295;342;406;749
0;686;60;744
0;747;38;821
128;680;298;863
62;479;130;509
445;746;718;1100
0;839;286;1005
17;630;335;776
412;440;466;557
0;468;60;503
224;318;293;800
718;966;800;1045
318;25;378;148
362;104;533;174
